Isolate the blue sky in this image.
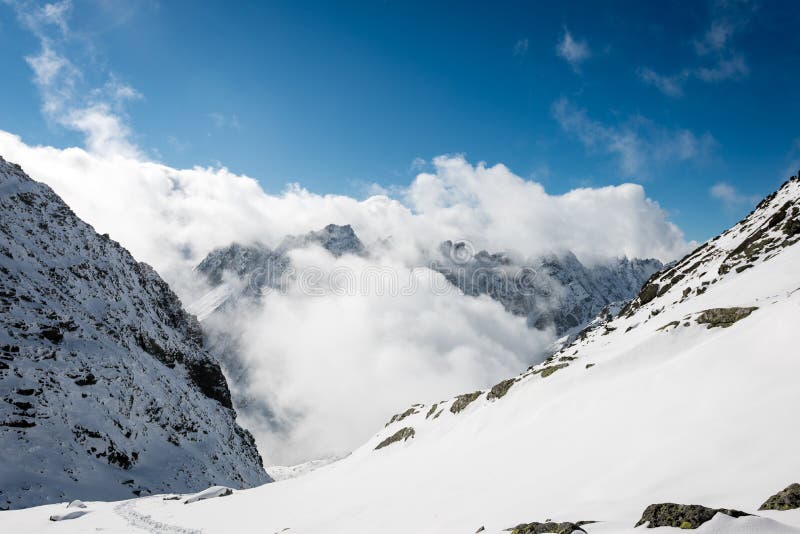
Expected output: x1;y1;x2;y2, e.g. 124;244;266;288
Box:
2;0;800;242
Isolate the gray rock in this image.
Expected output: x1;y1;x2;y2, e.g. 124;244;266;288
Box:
759;483;800;511
635;503;750;529
374;427;415;450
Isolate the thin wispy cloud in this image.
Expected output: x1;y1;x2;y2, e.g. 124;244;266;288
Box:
7;0;142;158
637;68;689;98
513;38;529;56
208;112;241;130
639;1;753;97
694;55;748;82
694;19;736;55
710;181;759;209
552;97;714;177
556;28;590;72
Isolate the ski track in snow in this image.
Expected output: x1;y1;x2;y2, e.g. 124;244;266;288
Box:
113;499;201;534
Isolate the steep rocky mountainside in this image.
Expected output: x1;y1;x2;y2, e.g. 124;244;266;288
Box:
0;157;269;510
618;174;800;319
190;224;364;320
433;241;662;334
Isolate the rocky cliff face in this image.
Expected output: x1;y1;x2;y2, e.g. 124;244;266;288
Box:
433;241;662;334
0;157;270;510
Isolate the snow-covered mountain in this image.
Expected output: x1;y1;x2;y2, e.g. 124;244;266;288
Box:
192;226;660;336
7;174;799;532
433;241;662;334
190;223;365;320
0;157;269;510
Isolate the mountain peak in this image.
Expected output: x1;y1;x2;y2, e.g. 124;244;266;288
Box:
277;223;365;257
0;158;269;509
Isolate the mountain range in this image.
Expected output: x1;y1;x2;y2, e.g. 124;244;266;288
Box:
1;158;800;533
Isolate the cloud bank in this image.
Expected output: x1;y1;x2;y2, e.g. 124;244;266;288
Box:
0;131;689;281
1;1;694;466
212;248;550;465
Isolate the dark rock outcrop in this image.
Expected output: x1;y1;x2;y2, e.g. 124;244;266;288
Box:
635;503;750;529
374;427;415;450
450;391;482;414
759;483;800;511
509;521;593;533
696;307;758;328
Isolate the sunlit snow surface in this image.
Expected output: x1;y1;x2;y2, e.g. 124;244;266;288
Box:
2;177;800;532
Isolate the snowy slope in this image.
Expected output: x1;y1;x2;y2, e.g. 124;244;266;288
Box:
0;157;269;510
3;175;799;532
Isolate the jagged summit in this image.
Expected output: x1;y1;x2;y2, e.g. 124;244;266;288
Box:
0;157;269;509
433;241;662;334
277;223;366;257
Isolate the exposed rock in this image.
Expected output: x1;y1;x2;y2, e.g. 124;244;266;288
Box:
386;406;419;426
277;223;366;257
487;378;517;400
637;283;660;306
537;363;568;378
696;307;758;328
434;243;661;335
656;320;680;332
450;391;482;414
759;483;800;511
374;427;415;450
74;373;97;386
0;157;269;509
425;404;438;419
635;503;750;529
508;520;591;533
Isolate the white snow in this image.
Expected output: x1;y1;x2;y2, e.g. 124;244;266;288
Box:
183;486;233;504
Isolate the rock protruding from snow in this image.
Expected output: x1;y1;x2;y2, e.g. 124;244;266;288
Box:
760;483;800;511
634;503;751;529
508;521;592;534
0;157;269;510
184;486;234;504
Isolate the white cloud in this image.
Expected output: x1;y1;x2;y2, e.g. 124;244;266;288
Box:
638;68;688;98
208;112;241;130
552;97;714;177
217;249;549;464
0;130;694;463
556;29;590;72
710;181;758;208
639;3;751;96
9;0;142;159
0;130;690;280
513;38;529;56
694;55;748;82
694;20;735;56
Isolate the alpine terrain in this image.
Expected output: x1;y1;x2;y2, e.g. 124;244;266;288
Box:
3;172;799;532
0;157;269;511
